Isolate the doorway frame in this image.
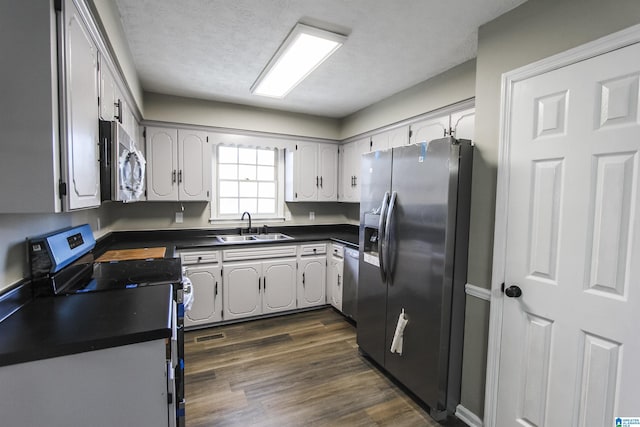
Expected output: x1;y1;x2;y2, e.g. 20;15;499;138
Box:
484;23;640;427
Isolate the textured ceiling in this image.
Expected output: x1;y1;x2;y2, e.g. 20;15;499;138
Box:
114;0;527;118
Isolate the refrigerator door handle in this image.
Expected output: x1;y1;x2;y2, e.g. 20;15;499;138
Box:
384;191;398;280
378;191;390;282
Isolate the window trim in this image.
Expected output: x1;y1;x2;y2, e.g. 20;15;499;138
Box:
210;142;285;222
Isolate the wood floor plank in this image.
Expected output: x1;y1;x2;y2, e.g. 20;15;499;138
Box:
185;307;464;426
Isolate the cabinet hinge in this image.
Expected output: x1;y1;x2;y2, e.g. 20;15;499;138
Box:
295;144;298;150
409;129;413;139
143;128;146;138
58;180;67;197
54;0;62;11
444;127;453;137
144;190;147;198
97;96;100;107
369;139;373;149
206;136;209;142
295;192;298;199
207;190;210;198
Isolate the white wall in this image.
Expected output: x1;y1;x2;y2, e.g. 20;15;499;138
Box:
144;92;342;140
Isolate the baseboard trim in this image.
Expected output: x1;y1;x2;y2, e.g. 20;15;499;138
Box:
455;404;483;427
465;283;491;301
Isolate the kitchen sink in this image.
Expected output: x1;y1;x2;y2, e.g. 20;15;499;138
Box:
214;233;293;243
253;233;293;241
216;235;258;243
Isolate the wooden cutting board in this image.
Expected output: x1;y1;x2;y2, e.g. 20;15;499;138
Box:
96;247;167;262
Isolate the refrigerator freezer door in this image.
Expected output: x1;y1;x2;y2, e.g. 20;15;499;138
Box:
357;148;392;367
383;139;459;411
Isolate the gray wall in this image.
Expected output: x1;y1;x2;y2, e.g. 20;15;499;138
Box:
105;201;360;231
144;92;342;140
462;0;640;418
0;209;111;292
340;60;476;139
89;0;144;111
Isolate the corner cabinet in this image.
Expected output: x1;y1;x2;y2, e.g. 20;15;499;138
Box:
285;142;338;202
146;127;212;201
180;250;223;328
339;137;369;203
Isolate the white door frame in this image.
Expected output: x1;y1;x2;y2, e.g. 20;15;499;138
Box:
484;22;640;427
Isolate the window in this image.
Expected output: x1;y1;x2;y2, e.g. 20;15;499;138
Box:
216;145;278;217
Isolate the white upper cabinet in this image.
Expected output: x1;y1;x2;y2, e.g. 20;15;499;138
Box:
339;137;369;203
317;143;338;201
61;0;100;210
409;115;449;144
450;107;475;141
146;127;211;201
98;55;118;122
178;130;211;201
371;126;409;151
285;141;338;202
409;108;475;144
146;127;179;200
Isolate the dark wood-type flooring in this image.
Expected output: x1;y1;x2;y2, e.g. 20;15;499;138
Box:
185;308;466;427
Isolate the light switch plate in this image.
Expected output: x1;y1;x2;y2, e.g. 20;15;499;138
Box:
309;211;315;220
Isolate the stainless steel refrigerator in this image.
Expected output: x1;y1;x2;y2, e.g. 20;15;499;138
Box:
357;137;472;419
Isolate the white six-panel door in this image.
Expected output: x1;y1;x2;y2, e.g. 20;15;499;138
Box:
497;41;640;426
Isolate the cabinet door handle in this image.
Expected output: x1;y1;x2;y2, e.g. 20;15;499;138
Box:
354;176;357;186
338;274;341;286
178;170;183;183
263;277;266;291
215;282;218;296
172;170;177;183
258;277;261;291
316;176;319;187
302;273;305;286
320;176;323;187
114;99;122;123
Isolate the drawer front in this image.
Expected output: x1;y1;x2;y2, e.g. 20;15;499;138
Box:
180;251;219;265
298;243;327;256
331;244;344;258
223;245;297;261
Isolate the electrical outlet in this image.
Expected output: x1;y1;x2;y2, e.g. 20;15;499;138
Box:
309;211;315;220
175;212;184;224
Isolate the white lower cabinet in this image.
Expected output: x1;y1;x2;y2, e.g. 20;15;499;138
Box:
262;259;297;314
184;264;222;326
328;244;344;311
180;250;222;328
222;245;298;321
223;261;262;320
297;243;327;308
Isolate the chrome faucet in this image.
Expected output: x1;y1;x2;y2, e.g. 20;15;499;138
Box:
241;211;252;234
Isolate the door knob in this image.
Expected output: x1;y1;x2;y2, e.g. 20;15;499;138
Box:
504;285;522;298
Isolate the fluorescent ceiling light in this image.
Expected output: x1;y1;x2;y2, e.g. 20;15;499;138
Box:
251;23;347;98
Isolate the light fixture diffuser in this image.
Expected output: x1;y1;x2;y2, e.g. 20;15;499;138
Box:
251;23;347;98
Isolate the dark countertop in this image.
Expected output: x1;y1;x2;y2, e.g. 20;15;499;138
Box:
0;284;173;367
97;224;360;254
0;224;358;368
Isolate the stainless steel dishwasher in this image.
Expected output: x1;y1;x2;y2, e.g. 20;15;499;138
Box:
342;247;359;322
